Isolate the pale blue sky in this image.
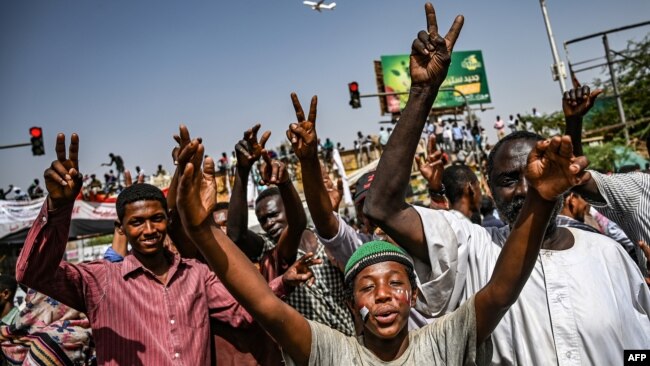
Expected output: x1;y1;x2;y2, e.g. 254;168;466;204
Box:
1;0;649;190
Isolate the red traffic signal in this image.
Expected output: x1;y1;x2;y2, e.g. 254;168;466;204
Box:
29;127;45;156
348;82;361;109
30;127;43;138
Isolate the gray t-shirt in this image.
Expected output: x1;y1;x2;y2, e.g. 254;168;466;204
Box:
284;295;491;365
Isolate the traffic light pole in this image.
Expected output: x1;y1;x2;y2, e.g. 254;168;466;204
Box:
358;91;410;98
360;89;473;125
439;87;472;125
0;142;31;150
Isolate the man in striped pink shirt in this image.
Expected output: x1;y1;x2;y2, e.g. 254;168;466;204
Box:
15;133;289;365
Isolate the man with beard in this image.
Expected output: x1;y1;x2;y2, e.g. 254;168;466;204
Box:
228;122;354;336
369;128;650;364
362;6;650;361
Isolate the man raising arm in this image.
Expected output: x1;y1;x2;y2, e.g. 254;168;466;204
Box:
174;103;591;366
363;3;464;263
563;78;648;273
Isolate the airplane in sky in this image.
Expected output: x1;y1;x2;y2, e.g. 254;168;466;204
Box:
303;1;336;12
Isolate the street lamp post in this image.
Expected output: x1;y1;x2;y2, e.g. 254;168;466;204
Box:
539;0;567;94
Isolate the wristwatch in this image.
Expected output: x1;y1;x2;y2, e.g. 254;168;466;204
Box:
428;184;446;197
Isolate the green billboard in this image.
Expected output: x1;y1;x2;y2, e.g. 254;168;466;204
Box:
380;50;491;112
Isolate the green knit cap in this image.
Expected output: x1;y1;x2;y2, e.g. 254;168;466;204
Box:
344;240;415;285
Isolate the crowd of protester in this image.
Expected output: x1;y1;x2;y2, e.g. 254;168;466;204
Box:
1;3;649;365
0;180;44;201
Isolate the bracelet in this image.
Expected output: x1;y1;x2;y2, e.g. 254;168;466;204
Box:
428;184;446;197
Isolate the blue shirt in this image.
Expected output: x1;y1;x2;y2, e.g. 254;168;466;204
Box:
452;127;463;140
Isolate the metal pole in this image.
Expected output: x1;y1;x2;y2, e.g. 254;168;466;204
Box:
603;34;630;144
359;91;410;98
539;0;567;94
439;87;471;124
0;142;30;150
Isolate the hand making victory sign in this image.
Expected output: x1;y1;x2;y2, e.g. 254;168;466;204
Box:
235;124;271;170
168;125;203;214
410;2;464;88
45;133;82;210
416;134;444;191
363;2;464;263
416;134;448;209
287;92;318;161
174;139;219;228
321;163;344;212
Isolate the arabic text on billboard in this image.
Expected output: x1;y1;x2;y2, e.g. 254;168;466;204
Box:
380;50;491;112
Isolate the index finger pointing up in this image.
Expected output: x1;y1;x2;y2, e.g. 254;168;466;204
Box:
291;92;306;122
427;134;437;156
425;3;438;35
251;124;261;140
55;133;66;162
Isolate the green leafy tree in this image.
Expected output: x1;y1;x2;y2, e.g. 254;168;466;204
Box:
518;111;565;137
583;139;632;172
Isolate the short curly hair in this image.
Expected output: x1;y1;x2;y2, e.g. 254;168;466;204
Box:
116;184;167;222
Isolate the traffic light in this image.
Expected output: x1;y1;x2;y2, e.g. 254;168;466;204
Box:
348;82;361;109
30;127;45;156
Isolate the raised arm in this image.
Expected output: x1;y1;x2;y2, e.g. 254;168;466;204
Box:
562;74;602;157
364;3;464;262
258;153;307;265
560;77;607;202
226;124;270;259
16;133;95;312
166;125;197;257
176;142;311;364
474;136;590;344
416;134;448;209
287;93;340;239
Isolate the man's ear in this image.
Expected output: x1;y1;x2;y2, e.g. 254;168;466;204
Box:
466;181;474;195
167;209;175;225
410;286;419;308
0;289;11;303
345;299;356;316
565;193;575;212
346;298;365;336
465;183;477;207
115;220;125;236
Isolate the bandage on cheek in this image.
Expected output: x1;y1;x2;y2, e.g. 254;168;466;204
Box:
359;306;370;323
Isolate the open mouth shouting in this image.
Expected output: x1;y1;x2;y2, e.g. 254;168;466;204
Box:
373;306;400;326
